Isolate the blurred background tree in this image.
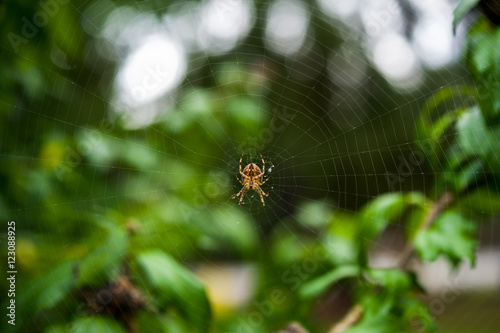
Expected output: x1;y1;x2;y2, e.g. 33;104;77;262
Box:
0;0;499;332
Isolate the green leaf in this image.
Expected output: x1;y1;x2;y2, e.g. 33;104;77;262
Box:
322;211;358;265
299;265;360;299
209;207;257;255
186;205;258;255
69;317;127;333
417;86;473;129
13;261;74;329
414;210;477;267
296;200;333;228
466;21;500;123
76;222;128;287
136;311;191;333
359;193;406;243
44;325;67;333
402;297;436;332
456;106;500;170
417;85;473;135
367;268;413;293
416;86;473;167
457;189;500;216
405;205;428;241
352;269;432;332
136;250;211;332
467;19;496;75
444;159;483;192
357;193;428;265
33;263;75;312
453;0;481;32
403;192;428;207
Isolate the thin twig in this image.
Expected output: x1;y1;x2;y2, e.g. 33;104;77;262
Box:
398;191;454;268
327;191;454;333
328;305;363;333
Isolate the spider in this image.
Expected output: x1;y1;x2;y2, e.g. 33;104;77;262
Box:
231;154;270;206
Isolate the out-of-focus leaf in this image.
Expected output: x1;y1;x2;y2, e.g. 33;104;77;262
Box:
367;268;413;293
209;206;257;255
69;317;126;333
466;20;500;123
157;315;192;333
403;192;428;206
416;86;473;167
353;269;430;331
359;193;406;243
444;142;469;173
322;233;357;266
187;206;257;255
457;106;500;170
136;311;191;333
443;159;483;192
416;85;473;139
227;96;265;140
405;205;428;241
414;210;477;267
299;265;360;299
272;230;312;265
296;200;333;228
457;188;500;216
467;19;496;74
14;261;74;328
76;222;128;287
322;211;358;265
453;0;481;32
122;140;159;169
357;193;428;265
137;250;211;332
402;296;436;332
359;269;417;321
44;325;67;333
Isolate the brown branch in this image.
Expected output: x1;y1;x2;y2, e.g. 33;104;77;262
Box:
398;191;454;269
327;191;454;333
328;305;363;333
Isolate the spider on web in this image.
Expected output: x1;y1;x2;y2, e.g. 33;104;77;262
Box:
230;154;270;206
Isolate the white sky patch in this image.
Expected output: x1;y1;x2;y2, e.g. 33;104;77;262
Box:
102;7;163;48
412;16;456;69
197;0;254;54
317;0;359;19
372;32;422;89
359;0;404;37
163;2;201;52
265;0;309;56
116;35;186;106
114;34;186;128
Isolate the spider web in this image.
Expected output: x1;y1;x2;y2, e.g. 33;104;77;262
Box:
2;0;499;331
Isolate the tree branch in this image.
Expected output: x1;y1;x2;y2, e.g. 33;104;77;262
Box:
398;191;454;268
328;305;363;333
327;191;454;333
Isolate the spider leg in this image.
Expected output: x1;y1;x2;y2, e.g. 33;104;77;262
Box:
230;187;244;199
239;154;244;177
253;154;265;178
260;175;271;185
257;186;269;197
235;174;244;185
256;187;266;206
238;189;246;205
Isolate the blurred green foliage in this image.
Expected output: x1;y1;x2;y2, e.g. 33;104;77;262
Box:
0;0;499;332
